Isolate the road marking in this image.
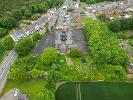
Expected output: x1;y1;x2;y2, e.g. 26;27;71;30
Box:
76;83;79;100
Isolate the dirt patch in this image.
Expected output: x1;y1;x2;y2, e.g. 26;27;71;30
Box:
56;82;67;90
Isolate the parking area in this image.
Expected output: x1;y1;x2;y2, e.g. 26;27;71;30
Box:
32;32;55;54
72;28;89;53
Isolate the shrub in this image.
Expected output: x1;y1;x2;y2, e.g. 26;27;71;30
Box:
129;40;133;47
108;18;133;32
31;69;41;79
117;32;128;39
69;49;81;58
100;65;126;80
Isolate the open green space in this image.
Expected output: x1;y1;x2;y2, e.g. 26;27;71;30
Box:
1;80;46;100
56;82;133;100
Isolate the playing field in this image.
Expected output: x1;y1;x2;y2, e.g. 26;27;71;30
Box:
56;82;133;100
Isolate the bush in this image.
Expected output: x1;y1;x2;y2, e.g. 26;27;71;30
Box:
31;69;41;79
41;48;58;65
0;28;8;38
117;32;128;39
32;32;42;42
69;49;81;58
108;18;133;32
31;14;40;20
100;65;126;80
12;56;38;70
67;8;74;12
108;20;121;32
15;37;34;56
34;89;55;100
3;36;14;50
8;69;28;81
129;40;133;47
128;34;133;39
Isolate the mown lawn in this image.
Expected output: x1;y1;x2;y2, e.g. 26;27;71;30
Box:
1;80;46;100
0;42;5;63
56;82;133;100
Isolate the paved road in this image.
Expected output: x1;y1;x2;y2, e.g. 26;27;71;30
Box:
0;51;17;95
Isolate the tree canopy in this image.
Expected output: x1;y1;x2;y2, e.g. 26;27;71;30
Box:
83;17;129;67
41;48;58;65
15;37;34;56
3;36;14;50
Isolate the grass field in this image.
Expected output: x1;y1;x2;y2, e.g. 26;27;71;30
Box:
1;80;46;100
56;82;133;100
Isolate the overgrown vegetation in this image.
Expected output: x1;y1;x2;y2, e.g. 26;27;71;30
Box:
83;17;129;67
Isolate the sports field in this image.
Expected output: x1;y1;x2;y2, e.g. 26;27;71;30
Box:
56;82;133;100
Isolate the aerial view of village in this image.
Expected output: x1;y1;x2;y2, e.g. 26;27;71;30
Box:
0;0;133;100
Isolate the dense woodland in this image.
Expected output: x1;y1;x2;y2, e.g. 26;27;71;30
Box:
0;0;64;17
0;0;64;38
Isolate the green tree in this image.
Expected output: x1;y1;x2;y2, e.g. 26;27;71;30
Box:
32;32;42;42
0;28;8;38
31;4;39;13
15;37;34;56
38;2;49;13
41;48;58;65
8;69;28;81
20;7;32;19
3;36;14;50
0;17;17;29
11;9;23;20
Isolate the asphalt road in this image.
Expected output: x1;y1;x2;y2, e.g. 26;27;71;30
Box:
0;51;17;94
